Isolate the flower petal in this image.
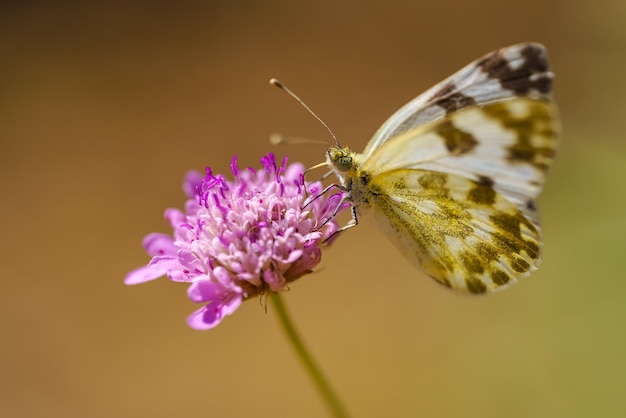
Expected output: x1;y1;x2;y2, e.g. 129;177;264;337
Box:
187;279;222;303
283;162;304;182
124;265;165;285
164;208;186;228
125;256;181;285
186;288;243;330
142;233;177;256
186;306;223;330
183;170;203;198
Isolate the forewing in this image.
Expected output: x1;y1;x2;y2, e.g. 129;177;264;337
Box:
366;169;541;293
363;43;553;158
360;98;559;225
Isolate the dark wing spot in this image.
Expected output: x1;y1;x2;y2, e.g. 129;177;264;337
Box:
491;270;510;286
466;277;488;294
524;240;540;260
430;81;477;113
430;81;456;99
482;101;557;172
476;242;499;263
439;92;477;114
507;145;555;173
435;120;478;155
491;213;523;239
510;255;531;273
391;177;407;190
529;74;552;95
467;176;496;205
490;212;540;262
460;252;485;274
417;172;447;190
477;176;495;187
477;44;552;95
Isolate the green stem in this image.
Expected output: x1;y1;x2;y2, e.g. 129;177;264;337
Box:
269;292;350;418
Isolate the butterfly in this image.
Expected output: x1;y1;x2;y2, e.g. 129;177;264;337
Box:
320;43;560;293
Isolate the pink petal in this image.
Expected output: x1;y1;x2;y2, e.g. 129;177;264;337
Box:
183;170;203;198
124;255;181;285
284;248;304;263
148;255;181;271
142;233;176;256
284;162;304;182
187;306;223;330
187;279;222;303
212;266;233;285
164;208;186;228
124;265;164;285
186;291;243;330
299;245;321;271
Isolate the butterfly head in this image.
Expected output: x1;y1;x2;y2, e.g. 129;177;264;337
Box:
326;146;354;173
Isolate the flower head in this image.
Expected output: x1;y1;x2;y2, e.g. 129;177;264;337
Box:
125;154;344;330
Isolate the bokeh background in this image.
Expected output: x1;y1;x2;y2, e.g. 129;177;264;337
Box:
2;1;625;417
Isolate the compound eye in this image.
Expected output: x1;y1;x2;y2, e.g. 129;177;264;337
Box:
338;155;352;172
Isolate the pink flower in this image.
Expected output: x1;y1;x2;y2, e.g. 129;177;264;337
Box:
125;154;344;330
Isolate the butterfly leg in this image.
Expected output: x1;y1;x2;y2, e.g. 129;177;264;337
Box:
302;182;350;210
322;205;358;243
302;178;356;241
314;191;350;230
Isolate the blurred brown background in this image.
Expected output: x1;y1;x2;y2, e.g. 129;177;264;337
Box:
2;1;625;417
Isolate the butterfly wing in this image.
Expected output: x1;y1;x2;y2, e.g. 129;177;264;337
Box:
363;43;553;159
359;98;559;227
364;169;541;292
339;43;558;291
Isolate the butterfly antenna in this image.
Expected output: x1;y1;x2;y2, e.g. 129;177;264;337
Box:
269;133;328;146
270;78;341;147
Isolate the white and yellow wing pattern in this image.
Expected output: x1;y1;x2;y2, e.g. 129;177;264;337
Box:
326;43;559;293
